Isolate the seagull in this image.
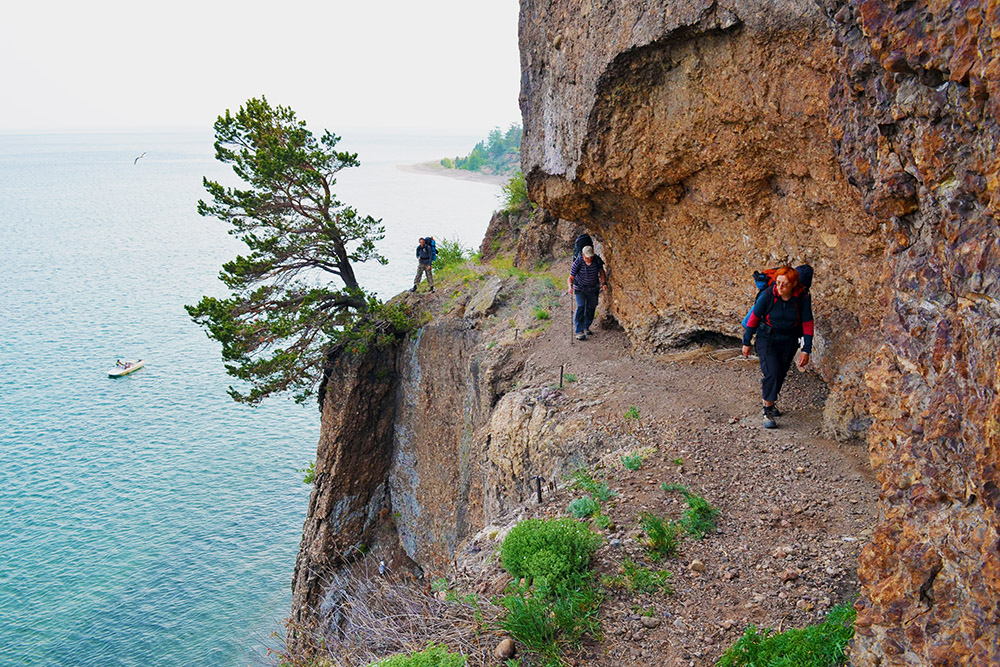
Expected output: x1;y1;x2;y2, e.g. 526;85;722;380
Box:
133;152;146;165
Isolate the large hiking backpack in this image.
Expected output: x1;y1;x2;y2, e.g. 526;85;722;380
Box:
573;233;593;259
425;236;438;263
740;264;813;328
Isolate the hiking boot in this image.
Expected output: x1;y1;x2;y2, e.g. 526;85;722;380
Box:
430;287;435;293
762;405;777;429
410;286;417;292
575;333;587;341
585;328;594;335
770;405;782;417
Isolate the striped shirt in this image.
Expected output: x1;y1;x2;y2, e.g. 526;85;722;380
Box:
570;255;604;293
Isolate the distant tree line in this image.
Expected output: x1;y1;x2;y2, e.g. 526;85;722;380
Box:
441;124;521;175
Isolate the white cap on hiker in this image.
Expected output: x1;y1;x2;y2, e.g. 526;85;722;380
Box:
582;245;594;257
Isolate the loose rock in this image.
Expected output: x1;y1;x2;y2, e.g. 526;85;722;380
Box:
495;637;516;659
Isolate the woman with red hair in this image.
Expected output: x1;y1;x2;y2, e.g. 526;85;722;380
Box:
741;265;814;428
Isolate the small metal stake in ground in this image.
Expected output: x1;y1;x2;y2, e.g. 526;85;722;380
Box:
533;476;543;503
559;364;564;388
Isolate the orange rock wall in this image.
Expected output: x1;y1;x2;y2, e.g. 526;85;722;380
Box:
520;0;884;439
519;0;1000;663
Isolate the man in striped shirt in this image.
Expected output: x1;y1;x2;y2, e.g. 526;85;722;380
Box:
567;245;607;340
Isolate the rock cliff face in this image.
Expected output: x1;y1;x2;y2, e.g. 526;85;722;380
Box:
287;268;601;654
519;0;999;664
520;0;885;440
288;344;400;645
820;2;1000;665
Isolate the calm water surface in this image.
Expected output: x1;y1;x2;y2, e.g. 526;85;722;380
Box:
0;130;499;666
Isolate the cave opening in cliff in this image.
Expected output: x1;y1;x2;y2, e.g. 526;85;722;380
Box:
675;330;743;349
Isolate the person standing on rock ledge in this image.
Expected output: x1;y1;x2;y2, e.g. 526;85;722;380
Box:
741;265;813;429
411;237;434;293
567;245;607;340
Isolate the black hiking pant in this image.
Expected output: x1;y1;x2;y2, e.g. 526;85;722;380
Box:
755;330;799;403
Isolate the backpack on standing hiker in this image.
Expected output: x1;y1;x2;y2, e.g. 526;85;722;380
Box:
573;233;593;260
740;264;814;334
425;236;438;263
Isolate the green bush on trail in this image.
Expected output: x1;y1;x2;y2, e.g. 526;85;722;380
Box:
500;517;601;587
715;601;856;667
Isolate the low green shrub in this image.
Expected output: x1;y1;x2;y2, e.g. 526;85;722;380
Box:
624;405;640;420
500;517;601;587
638;512;680;560
716;601;856;667
532;305;550;320
661;484;720;539
369;642;466;666
500;171;530;213
562;372;577;383
433;238;469;271
567;496;600;519
621;453;642;471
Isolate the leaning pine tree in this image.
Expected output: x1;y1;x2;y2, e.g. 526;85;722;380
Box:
187;97;395;405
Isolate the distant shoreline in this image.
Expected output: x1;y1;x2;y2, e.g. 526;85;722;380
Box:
399;161;508;185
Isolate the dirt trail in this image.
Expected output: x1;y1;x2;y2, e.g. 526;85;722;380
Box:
457;285;877;666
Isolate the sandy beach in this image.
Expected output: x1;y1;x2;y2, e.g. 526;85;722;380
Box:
399;161;509;185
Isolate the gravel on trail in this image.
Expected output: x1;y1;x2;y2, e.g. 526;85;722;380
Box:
455;307;876;667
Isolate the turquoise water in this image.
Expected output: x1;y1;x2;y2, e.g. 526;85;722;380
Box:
0;131;499;666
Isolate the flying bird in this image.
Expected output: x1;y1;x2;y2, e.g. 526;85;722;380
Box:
133;152;146;165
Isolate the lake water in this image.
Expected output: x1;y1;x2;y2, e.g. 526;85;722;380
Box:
0;130;501;666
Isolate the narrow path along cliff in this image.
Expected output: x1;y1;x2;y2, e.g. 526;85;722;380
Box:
442;259;877;666
287;233;878;666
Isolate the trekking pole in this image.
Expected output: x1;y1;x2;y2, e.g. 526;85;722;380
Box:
570;290;575;345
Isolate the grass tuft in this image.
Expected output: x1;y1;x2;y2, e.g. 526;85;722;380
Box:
567;468;616;502
602;557;673;595
638;512;681;560
621;453;642;471
368;643;467;666
497;575;601;667
661;484;719;539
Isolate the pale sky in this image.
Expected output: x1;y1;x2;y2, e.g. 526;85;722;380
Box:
0;0;522;133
